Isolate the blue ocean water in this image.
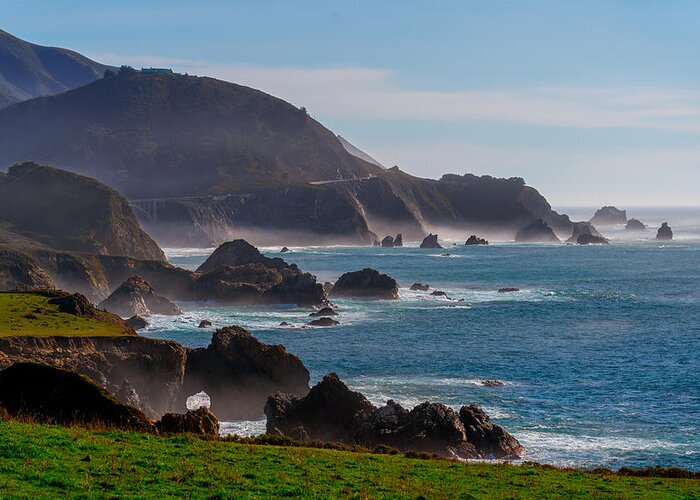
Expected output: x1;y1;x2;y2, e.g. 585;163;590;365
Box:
143;208;700;470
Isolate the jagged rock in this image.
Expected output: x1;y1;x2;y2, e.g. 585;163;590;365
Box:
309;307;338;317
178;326;310;420
115;379;153;416
577;234;609;245
0;362;154;431
656;222;673;240
465;235;489;245
420;233;443;249
280;247;290;253
198;320;212;328
410;283;430;291
308;317;340;327
265;373;523;460
515;220;560;243
156;407;219;436
99;276;182;317
431;290;448;297
589;206;627;225
625;218;647;230
331;268;399;300
566;222;607;244
497;287;519;293
394;234;403;247
127;315;149;330
381;236;394;248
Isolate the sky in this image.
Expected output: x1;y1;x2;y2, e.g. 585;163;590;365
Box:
4;0;700;207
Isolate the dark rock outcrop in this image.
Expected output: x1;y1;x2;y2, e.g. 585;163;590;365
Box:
177;327;310;420
156;407;219;436
515;220;560;243
198;320;212;328
394;234;403;247
656;222;673;240
0;362;153;431
280;247;290;253
331;268;399;300
98;276;182;317
566;222;607;244
625;218;647;230
589;206;627;225
420;233;443;249
309;307;337;317
265;373;523;460
126;315;149;330
465;235;489;245
381;236;394;247
308;318;340;327
497;287;519;293
431;290;448;297
577;234;609;245
410;283;430;291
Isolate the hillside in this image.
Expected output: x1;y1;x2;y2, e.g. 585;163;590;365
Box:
0;29;110;109
0;162;165;260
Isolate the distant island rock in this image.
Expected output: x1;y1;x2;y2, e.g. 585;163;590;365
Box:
625;219;647;230
515;220;560;243
656;222;673;240
331;268;399;300
420;233;443;249
381;236;394;247
394;234;403;247
589;206;627;225
465;235;488;245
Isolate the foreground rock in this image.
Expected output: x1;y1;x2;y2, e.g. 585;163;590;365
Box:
99;276;182;317
381;236;394;248
0;362;153;431
266;374;523;460
127;315;149;330
331;268;399;300
566;222;606;244
156;407;219;436
420;233;443;249
465;235;488;245
590;206;627;225
656;222;673;240
515;220;560;243
625;218;647;230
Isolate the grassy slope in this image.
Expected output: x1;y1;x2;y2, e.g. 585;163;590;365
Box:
0;293;130;337
0;422;697;498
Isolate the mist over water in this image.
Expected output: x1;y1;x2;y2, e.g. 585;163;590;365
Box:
142;207;700;470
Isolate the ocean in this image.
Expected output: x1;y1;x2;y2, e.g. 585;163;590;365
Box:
142;207;700;470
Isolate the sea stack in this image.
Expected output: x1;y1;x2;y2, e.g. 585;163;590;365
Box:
465;235;488;245
589;206;627;225
394;234;403;247
420;233;443;249
567;222;608;244
626;219;647;230
381;236;394;247
656;222;673;240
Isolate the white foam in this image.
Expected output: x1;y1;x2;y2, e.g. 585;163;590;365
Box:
219;419;267;437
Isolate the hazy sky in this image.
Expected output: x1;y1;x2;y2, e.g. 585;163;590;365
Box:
5;0;700;206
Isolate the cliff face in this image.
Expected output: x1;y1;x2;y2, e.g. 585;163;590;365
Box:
0;162;165;261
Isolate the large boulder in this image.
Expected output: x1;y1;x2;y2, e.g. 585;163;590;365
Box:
459;404;524;459
156;407;219;436
625;218;647;230
331;268;399;300
515;220;560;243
465;235;488;245
177;326;310;420
656;222;673;240
420;233;443;249
566;222;607;244
589;206;627;225
0;362;153;431
99;276;182;317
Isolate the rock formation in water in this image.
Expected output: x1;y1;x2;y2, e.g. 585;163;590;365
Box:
381;236;394;247
265;373;523;460
99;276;182;317
576;234;609;245
410;283;430;291
625;218;647;230
589;206;627;225
514;220;560;243
331;268;399;300
308;317;340;327
566;222;607;244
420;234;443;249
309;306;337;317
656;222;673;240
394;234;403;247
465;235;489;245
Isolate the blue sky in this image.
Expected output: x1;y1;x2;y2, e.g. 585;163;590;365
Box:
5;0;700;206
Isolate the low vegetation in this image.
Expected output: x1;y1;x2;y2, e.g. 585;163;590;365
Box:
0;421;697;498
0;292;132;337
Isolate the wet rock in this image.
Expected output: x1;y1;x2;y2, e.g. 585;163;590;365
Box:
497;287;519;293
515;220;560;243
441;253;451;257
198;320;212;328
656;222;673;240
566;222;607;244
459;404;524;459
99;276;182;317
394;234;403;247
280;247;290;253
331;268;399;300
479;380;506;387
465;235;489;245
589;206;627;225
156;407;219;436
577;233;609;245
431;290;448;297
126;315;149;330
410;283;430;291
420;233;443;249
309;306;338;317
279;321;291;326
381;236;394;248
308;317;340;327
625;218;647;231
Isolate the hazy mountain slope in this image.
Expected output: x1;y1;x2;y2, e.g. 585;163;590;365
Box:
0;29;110;109
0;162;165;261
337;135;384;168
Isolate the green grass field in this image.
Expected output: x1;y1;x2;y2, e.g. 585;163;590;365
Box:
0;421;697;498
0;293;130;337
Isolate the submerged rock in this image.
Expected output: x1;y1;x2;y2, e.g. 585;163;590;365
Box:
331;268;399;300
430;290;448;297
156;407;219;436
99;276;182;317
381;236;394;248
625;218;647;231
515;220;560;243
479;380;506;387
589;206;627;225
465;235;489;245
497;287;519;293
420;233;443;249
309;306;338;317
656;222;673;240
394;234;403;247
410;283;430;291
126;315;149;330
308;317;340;327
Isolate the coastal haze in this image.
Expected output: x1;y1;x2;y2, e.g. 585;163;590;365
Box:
0;2;699;496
